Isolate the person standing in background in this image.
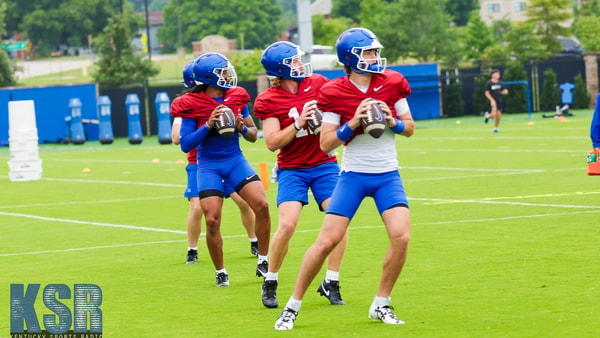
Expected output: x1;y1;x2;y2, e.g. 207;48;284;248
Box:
484;69;508;133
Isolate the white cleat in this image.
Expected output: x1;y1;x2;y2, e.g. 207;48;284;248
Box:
274;307;298;330
368;304;405;325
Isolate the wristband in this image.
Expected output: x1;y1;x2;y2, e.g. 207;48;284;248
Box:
204;121;211;129
390;119;405;134
336;122;354;142
293;120;301;131
240;125;249;135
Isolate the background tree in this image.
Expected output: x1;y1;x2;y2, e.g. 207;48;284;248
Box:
445;0;479;26
573;16;600;52
359;0;389;30
128;0;169;11
92;10;159;88
572;73;590;109
540;68;560;111
228;49;264;81
463;10;495;60
375;0;456;63
4;0;127;57
525;0;573;56
492;22;546;62
574;0;600;17
490;19;513;43
0;2;17;87
311;15;352;48
503;60;528;114
331;0;362;24
158;0;281;53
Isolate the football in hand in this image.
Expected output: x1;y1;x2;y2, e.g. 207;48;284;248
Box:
361;102;386;138
306;108;323;135
215;106;236;138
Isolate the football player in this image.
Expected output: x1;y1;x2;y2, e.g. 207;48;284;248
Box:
171;61;259;265
275;28;415;330
171;53;271;287
254;41;348;309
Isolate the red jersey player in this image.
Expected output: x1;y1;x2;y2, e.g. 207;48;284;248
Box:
254;41;348;309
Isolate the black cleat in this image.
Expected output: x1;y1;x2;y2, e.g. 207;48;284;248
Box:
186;249;198;264
317;279;346;305
262;279;279;308
256;261;268;278
216;272;229;287
251;241;259;257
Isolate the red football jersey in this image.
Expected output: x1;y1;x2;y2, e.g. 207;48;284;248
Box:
170;87;250;125
318;70;411;143
254;74;336;169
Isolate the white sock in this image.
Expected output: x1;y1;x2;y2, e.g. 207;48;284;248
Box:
265;271;278;281
249;237;258;242
188;247;197;251
216;268;227;274
372;296;391;307
285;297;302;312
258;255;268;263
325;270;339;281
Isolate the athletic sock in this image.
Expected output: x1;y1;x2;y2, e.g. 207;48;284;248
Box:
265;271;278;281
325;270;339;281
285;297;302;312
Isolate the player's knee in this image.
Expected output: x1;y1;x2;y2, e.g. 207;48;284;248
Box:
204;214;221;228
251;198;270;218
390;232;410;248
277;218;297;235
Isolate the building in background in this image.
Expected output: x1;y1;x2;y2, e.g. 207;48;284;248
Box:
479;0;588;25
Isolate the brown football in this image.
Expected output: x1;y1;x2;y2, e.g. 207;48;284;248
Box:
306;108;323;135
215;106;236;138
360;102;386;138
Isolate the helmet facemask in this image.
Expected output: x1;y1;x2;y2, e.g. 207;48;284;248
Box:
352;47;387;74
282;52;313;79
212;63;238;89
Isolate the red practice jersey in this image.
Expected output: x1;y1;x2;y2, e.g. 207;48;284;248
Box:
254;74;336;169
318;70;411;143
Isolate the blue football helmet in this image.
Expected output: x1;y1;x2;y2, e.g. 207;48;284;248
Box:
192;52;237;90
336;28;387;74
182;60;195;88
261;41;312;81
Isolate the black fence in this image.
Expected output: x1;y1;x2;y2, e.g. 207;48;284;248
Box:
440;54;587;116
99;80;258;138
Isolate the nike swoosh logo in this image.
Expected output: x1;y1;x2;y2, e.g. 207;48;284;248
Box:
374;86;383;92
224;97;231;101
321;282;330;296
304;86;312;92
245;175;253;181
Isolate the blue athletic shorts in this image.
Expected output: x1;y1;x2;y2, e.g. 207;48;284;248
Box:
185;163;234;198
326;170;408;220
277;161;339;210
197;154;259;198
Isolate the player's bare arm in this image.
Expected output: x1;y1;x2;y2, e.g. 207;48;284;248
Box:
239;113;258;143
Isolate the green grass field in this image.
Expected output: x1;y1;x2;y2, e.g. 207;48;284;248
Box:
1;111;599;337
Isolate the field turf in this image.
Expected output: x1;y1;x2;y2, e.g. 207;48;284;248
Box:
1;110;599;337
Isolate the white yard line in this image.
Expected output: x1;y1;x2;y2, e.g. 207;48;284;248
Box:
0;195;179;209
0;211;186;234
3;209;600;258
